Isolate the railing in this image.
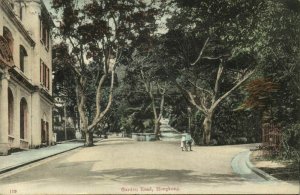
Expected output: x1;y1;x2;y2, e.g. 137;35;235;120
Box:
20;139;29;149
8;135;14;146
131;133;157;141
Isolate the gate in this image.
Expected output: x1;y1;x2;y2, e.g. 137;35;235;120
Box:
262;123;282;156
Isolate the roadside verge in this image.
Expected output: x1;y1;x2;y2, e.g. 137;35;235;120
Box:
0;142;83;175
231;150;277;182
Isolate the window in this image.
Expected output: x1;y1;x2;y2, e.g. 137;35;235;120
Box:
41;119;49;145
40;19;43;41
8;88;14;135
46;67;49;89
19;6;23;20
40;60;50;90
40;18;50;50
20;98;28;140
3;27;14;55
41;119;45;143
40;60;43;83
20;45;27;72
17;1;25;21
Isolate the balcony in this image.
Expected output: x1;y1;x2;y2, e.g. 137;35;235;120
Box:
8;135;14;147
20;139;29;149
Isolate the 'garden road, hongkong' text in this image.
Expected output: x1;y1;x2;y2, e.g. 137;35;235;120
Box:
121;186;180;193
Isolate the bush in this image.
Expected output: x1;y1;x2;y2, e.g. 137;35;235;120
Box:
281;123;300;162
55;128;76;141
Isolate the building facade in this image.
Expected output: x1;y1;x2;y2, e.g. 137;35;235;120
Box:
0;0;53;155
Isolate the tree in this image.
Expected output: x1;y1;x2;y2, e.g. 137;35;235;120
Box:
129;49;168;137
256;0;300;126
162;0;266;144
244;0;300;161
52;0;160;146
52;43;79;140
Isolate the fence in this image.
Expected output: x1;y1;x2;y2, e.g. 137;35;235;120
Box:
262;123;282;156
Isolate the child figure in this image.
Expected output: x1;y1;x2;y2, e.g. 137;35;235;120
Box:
186;133;193;151
181;133;187;151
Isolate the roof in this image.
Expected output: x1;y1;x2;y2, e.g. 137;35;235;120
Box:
0;0;35;47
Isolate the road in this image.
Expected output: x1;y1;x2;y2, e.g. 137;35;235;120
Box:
0;138;298;194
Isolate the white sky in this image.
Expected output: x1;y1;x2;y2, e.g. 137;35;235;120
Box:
43;0;53;14
43;0;169;34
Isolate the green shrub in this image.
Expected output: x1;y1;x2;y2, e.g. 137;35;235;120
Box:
281;123;300;162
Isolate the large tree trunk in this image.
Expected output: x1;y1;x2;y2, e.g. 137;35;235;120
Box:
203;113;212;145
75;76;92;147
154;86;165;139
154;120;160;138
85;131;94;146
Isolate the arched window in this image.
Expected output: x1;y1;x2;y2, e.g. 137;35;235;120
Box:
20;98;28;140
8;88;14;135
20;45;27;72
3;27;14;55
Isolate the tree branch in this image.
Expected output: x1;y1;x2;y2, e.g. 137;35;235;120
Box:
75;76;88;132
191;37;210;66
93;73;107;123
188;79;213;96
212;62;224;104
210;69;256;112
164;63;207;114
157;82;167;122
88;69;115;132
149;82;158;120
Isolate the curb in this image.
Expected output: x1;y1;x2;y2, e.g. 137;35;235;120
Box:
0;144;83;175
245;151;279;182
56;139;84;144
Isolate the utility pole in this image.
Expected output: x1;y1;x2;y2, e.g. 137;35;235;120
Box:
64;102;67;141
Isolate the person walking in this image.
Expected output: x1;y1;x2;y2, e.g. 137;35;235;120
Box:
180;132;188;151
186;132;193;151
181;133;187;151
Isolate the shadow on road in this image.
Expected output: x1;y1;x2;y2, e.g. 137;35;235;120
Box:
1;161;245;186
89;168;245;185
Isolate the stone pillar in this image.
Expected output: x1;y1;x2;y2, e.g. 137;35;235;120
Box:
0;70;10;155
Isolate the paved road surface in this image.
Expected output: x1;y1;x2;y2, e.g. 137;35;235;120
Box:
0;139;298;194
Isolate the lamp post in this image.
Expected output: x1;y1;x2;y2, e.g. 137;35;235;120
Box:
187;107;191;133
63;101;67;141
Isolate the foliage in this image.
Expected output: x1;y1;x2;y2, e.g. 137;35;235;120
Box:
281;123;300;162
52;0;162;145
213;98;262;145
239;0;300;161
241;78;279;110
51;0;300;153
160;0;265;144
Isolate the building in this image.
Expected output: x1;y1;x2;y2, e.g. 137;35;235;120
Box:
0;0;54;155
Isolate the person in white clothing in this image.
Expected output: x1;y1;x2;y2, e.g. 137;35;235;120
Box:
181;133;187;151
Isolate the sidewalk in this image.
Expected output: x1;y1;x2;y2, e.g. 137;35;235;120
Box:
231;144;281;183
0;141;83;174
231;150;271;182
